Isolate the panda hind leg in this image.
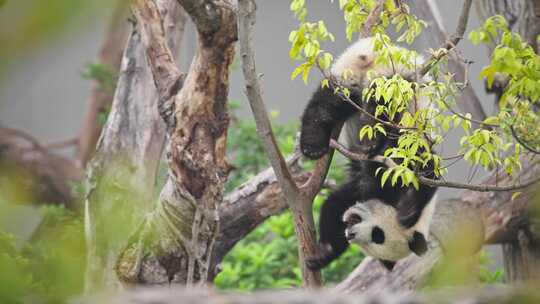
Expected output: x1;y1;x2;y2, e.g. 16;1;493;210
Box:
306;181;359;270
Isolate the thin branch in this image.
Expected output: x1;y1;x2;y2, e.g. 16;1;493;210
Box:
440;96;498;128
331;135;540;192
511;125;540;155
418;0;487;125
239;0;299;201
330;139;370;162
419;174;540;192
43;137;79;150
419;0;473;77
360;0;386;38
238;0;321;286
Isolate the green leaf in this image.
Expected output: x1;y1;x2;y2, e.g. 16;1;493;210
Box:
380;169;391;187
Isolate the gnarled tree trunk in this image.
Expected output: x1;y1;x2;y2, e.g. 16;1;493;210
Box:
84;0;187;292
114;0;237;286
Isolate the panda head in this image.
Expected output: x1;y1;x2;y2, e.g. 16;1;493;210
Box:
330;37;377;87
330;37;427;88
343;199;430;265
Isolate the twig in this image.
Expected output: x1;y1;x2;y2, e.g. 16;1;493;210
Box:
331;135;540;192
511;125;540;155
330;139;370;162
440;96;498;128
360;0;386;38
419;0;473;76
44;137;79;150
419;174;540;192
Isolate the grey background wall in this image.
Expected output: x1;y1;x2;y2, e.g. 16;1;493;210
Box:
0;0;501;260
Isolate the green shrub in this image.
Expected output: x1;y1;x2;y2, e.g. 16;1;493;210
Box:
216;106;365;290
0;205;85;304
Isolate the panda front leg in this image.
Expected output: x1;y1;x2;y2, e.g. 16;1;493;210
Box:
306;180;359;270
300;85;360;160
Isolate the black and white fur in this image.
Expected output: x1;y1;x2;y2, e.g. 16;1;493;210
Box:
300;37;438;270
343;198;436;270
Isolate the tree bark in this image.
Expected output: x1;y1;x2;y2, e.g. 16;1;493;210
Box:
212;152;308;275
84;0;187;292
114;0;237;286
0;127;81;208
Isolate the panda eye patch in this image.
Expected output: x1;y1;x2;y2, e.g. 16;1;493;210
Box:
371;226;385;244
346;214;362;227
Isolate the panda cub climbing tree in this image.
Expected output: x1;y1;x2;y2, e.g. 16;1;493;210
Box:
300;37;438;271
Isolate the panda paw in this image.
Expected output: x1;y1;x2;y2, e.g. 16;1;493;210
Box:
300;133;330;160
301;144;329;160
305;243;334;270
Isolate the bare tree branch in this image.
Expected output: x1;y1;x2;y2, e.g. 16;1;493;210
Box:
360;0;385;38
238;0;322;286
0;127;81;208
418;0;473;77
212;153;308;275
330;134;540;192
413;0;487;125
239;0;299;204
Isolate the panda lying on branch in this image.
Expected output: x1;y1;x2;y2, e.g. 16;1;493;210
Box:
300;37;438;271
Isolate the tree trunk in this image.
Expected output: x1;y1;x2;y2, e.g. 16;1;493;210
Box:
84;0;187;292
114;0;237;286
502;229;540;282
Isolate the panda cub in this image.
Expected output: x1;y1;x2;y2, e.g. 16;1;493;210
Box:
300;37;438;270
343;197;436;270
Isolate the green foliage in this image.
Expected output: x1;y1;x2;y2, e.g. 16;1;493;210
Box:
464;16;540;174
288;0;426;84
82;63;118;95
216;163;363;290
81;63;117;126
477;250;504;284
289;3;539;190
0;205;85;304
424;249;504;289
217;105;363;290
225;102;297;191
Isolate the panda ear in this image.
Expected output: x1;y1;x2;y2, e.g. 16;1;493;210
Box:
408;231;428;256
